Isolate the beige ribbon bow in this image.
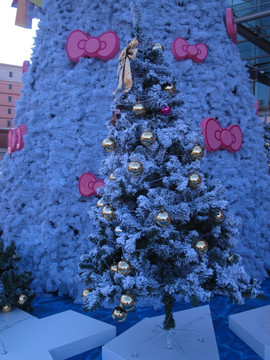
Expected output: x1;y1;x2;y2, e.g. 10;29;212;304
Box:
113;38;139;95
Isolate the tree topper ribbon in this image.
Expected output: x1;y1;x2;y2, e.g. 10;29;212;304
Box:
113;38;138;95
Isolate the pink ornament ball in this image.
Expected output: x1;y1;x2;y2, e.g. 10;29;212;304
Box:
161;105;171;116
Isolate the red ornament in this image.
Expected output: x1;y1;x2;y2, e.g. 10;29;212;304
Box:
161;105;171;116
110;106;123;126
8;125;27;156
79;173;104;196
201;118;242;153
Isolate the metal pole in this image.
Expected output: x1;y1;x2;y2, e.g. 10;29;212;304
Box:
235;9;270;24
254;66;270;71
233;1;270;13
243;54;270;61
237;24;270;54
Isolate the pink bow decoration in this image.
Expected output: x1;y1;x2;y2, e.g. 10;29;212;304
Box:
171;37;208;63
254;99;259;115
226;8;237;45
8;125;27;156
201;118;242;153
66;30;120;62
79;172;105;197
22;60;30;74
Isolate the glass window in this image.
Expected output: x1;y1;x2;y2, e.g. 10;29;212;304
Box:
8;109;11;115
8;96;12;102
8;84;12;90
7;121;11;127
9;72;13;78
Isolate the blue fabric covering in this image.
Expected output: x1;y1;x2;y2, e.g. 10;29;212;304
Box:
32;278;270;360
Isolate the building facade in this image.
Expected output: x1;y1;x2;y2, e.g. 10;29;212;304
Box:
0;63;22;160
231;0;270;122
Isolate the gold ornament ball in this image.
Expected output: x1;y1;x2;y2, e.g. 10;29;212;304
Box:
97;198;105;208
12;252;19;260
151;42;164;51
115;226;123;236
132;102;146;116
214;209;225;223
102;138;116;152
156;209;172;227
81;288;92;301
117;260;132;276
190;144;204;160
18;294;28;305
128;161;143;177
102;205;115;221
110;263;118;273
112;306;127;322
2;305;11;313
227;254;238;264
109;173;117;181
188;172;202;189
195;240;209;255
120;294;136;311
162;83;175;95
140;131;155;146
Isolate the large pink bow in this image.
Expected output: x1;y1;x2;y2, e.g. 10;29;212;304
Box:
8;125;27;156
171;37;208;63
79;172;105;197
22;60;30;74
254;99;259;115
226;8;237;45
201;118;242;153
66;30;120;62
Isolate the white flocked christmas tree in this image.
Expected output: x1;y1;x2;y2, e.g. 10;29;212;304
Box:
79;2;261;328
0;0;135;297
135;0;270;280
0;0;269;300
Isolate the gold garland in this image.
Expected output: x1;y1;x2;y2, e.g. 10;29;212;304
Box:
113;39;138;95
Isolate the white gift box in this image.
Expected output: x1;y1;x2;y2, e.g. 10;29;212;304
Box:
0;308;116;360
229;305;270;359
103;304;220;360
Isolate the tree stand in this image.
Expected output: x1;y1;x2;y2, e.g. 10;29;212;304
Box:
132;295;204;359
132;323;204;359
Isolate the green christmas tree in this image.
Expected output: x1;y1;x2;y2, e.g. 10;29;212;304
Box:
79;19;260;330
0;231;35;313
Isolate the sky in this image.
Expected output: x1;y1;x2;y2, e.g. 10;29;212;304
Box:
0;1;38;66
